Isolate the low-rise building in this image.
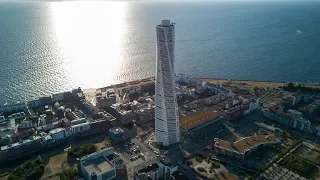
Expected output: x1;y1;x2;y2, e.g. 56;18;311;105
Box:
214;135;280;160
0;116;5;122
71;122;90;134
134;156;178;180
0;118;15;140
180;110;224;142
41;134;53;144
293;117;311;132
18;120;35;130
0;136;42;161
301;102;319;115
49;128;66;141
97;111;117;126
65;109;81;120
109;103;135;125
0;103;27;115
184;94;228;110
206;83;231;95
109;127;124;139
175;73;191;84
96;88;116;109
28;99;42;109
10;129;32;143
287;109;303;117
136;107;155;124
223;105;245;121
118;110;135;125
8;112;25;120
263;108;311;132
135;163;159;180
243;97;260;114
71;118;87;125
156;156;178;180
204;93;228;105
263;108;293;126
70;118;90;134
80;148;118;180
52;92;65;103
170;171;190;180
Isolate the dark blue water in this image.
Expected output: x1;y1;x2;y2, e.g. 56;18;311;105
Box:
0;1;320;104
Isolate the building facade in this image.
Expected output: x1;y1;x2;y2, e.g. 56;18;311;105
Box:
155;20;179;146
214;135;280;160
49;128;66;141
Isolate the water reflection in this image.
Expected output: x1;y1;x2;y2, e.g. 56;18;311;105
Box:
50;1;128;88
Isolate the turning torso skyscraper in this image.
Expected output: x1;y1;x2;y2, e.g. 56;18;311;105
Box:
155;20;180;146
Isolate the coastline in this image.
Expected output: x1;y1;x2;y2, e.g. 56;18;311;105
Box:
93;76;320;93
1;77;320;107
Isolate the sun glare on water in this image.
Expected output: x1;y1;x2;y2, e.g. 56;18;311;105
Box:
49;1;128;88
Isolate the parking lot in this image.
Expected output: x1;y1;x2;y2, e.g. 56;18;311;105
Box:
113;138;158;179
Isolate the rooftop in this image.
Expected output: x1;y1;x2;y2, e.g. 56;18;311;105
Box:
82;156;114;175
138;163;159;173
214;135;279;154
49;128;65;134
71;118;87;125
159;156;172;166
157;20;174;27
97;111;116;121
109;127;124;133
269;107;294;118
135;174;153;180
1;136;41;151
171;171;190;180
180;110;222;130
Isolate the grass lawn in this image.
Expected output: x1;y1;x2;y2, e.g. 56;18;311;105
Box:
279;154;317;179
294;146;320;165
49;152;68;171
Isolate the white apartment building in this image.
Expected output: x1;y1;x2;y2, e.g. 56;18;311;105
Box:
49;128;66;141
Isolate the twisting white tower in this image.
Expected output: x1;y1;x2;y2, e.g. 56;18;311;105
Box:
155;20;179;146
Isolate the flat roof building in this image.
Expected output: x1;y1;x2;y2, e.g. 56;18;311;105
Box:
83;156;114;177
135;163;159;180
180;110;224;142
214;135;280;160
80;148;117;180
135;155;178;180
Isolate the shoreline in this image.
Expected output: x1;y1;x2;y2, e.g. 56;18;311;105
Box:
200;77;320;86
1;77;320;107
94;76;320;92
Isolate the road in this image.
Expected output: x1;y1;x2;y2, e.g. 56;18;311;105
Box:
125;138;158;180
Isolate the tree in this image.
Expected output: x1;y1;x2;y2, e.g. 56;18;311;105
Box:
197;167;206;172
211;162;220;169
68;144;97;158
7;175;17;180
195;157;203;163
8;158;45;180
288;82;294;89
58;168;78;180
104;138;112;147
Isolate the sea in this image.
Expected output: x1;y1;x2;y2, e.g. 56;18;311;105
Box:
0;0;320;104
